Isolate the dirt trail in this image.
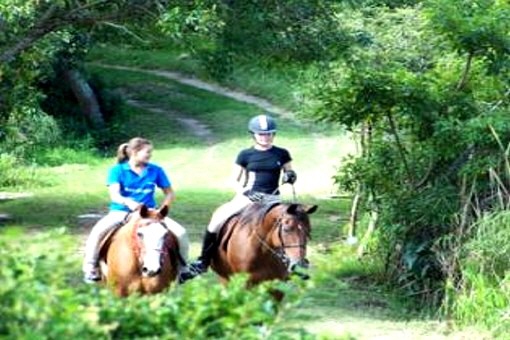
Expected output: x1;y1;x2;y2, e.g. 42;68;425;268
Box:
93;64;293;119
125;98;215;145
81;64;489;340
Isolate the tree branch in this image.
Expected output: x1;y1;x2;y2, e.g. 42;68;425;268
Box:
0;1;160;63
386;112;413;182
456;51;474;91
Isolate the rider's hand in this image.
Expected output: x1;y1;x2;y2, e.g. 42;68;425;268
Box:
282;170;297;184
246;191;265;202
124;199;141;211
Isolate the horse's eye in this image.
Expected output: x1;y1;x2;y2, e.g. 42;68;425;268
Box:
282;226;293;233
137;231;143;239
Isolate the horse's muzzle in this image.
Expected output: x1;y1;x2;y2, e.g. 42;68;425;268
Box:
290;258;309;270
142;266;161;277
289;258;310;280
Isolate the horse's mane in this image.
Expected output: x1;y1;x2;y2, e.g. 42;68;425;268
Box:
238;202;281;228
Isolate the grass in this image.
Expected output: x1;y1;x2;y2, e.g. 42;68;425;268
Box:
0;44;491;339
88;43;315;111
443;210;510;338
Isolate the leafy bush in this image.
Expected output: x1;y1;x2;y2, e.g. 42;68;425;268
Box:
0;231;308;339
304;0;510;304
1;106;62;159
444;211;510;337
0;153;38;188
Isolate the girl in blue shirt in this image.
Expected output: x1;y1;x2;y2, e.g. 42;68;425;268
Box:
82;137;190;283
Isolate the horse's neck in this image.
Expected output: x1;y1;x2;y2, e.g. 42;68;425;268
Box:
260;206;282;240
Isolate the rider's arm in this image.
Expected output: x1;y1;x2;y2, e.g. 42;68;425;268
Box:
108;183;140;211
160;187;175;208
283;161;293;171
231;164;247;193
282;161;297;184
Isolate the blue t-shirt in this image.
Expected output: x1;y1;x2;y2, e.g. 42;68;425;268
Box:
107;162;171;212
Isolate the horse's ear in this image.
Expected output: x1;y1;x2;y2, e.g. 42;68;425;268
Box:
139;204;149;218
158;205;169;218
286;204;299;215
304;205;318;215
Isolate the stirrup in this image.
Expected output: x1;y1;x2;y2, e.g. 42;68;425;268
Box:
189;260;208;274
178;270;198;284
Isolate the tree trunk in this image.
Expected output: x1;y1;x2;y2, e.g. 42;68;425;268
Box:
63;68;104;128
456;51;474;91
346;185;362;244
356;202;379;258
386;112;413;183
346;123;369;243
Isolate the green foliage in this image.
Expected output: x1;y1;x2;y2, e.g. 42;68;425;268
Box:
0;231;308;339
0;153;38;188
222;0;351;62
443;211;510;337
0;0;190;168
426;0;510;73
306;1;510;303
158;1;350;79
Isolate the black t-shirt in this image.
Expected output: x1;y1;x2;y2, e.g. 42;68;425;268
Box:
236;146;292;194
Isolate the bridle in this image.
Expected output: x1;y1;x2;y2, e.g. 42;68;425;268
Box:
132;219;171;260
253;212;309;272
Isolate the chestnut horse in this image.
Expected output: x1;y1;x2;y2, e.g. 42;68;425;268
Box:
99;205;179;297
211;203;318;286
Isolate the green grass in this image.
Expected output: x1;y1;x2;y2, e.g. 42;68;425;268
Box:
88;44;202;76
0;62;356;337
0;47;490;339
88;43;316;111
443;211;510;338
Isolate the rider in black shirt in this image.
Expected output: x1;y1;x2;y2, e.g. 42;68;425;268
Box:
181;114;297;281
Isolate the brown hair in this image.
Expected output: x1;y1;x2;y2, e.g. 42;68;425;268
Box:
116;137;152;163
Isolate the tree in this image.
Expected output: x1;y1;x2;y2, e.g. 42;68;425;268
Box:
0;1;198;156
308;1;510;299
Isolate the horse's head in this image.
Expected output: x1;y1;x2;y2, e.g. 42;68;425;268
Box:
133;205;170;277
272;203;318;275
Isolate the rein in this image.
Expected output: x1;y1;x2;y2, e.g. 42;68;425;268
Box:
252;212;307;271
270;183;297;203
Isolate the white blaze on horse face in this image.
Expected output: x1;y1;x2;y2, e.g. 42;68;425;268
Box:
138;222;168;277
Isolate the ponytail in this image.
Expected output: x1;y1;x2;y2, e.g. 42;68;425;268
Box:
116;137;152;163
116;143;129;163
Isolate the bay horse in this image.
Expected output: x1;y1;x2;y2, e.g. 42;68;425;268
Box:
211;203;318;287
98;205;179;297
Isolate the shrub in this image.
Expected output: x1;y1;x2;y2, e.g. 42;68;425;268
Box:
0;231;308;339
0;153;38;188
444;211;510;336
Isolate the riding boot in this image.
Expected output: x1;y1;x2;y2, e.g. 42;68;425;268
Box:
186;231;217;277
198;230;217;270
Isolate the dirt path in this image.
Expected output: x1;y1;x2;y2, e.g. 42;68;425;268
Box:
80;65;488;339
125;98;216;145
93;63;293;119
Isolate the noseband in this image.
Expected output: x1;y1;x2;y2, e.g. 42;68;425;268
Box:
253;213;309;272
